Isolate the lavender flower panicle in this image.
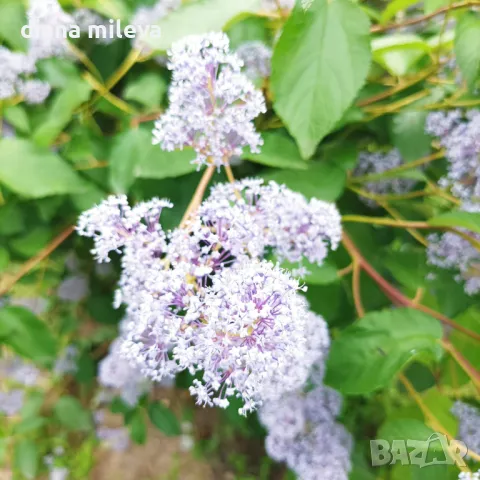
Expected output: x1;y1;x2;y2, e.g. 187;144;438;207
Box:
235;41;272;81
425;109;480;201
98;336;151;407
427;202;480;295
0;47;50;104
353;148;418;207
0;390;24;416
451;401;480;455
152;32;266;168
79;179;340;414
259;384;353;480
18;79;51;104
96;425;131;452
459;473;480;480
27;0;74;61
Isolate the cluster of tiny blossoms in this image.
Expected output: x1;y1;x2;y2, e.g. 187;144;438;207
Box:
27;0;74;61
425;109;480;201
235;41;272;83
427;202;480;295
97;318;151;407
0;47;50;104
353;148;418;207
459;473;480;480
78;178;341;414
451;401;480;455
259;377;353;480
425;109;480;295
0;356;40;416
152;32;266;169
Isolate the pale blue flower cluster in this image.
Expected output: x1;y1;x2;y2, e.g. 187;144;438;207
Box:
78;178;341;414
354;148;417;206
152;33;266;168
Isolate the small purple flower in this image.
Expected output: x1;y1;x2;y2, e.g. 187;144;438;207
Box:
152;32;266;168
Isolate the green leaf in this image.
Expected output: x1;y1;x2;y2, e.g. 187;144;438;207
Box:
4;105;30;134
33;78;92;146
390;111;431;162
129;409;147;444
325;308;443;394
262;160;346;201
226;16;269;49
0;138;88;198
148;401;181;437
9;227;51;258
281;259;339;285
428;210;480;234
0;246;9;271
0;203;25;236
13;417;47;435
37;57;81;89
124;73;167;108
455;12;480;91
243;131;308;170
143;0;262;51
14;440;38;480
378;419;444;452
380;0;419;24
372;34;430;76
0;307;57;365
136;146;197;180
109;129;148;194
21;392;45;419
53;396;93;431
271;0;371;158
0;0;27;50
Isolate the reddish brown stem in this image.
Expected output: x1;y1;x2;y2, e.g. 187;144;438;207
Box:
342;232;480;342
370;1;480;33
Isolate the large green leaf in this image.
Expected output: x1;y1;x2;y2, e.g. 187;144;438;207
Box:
129;409;147;445
136;146;197;180
428;210;480;234
325;308;443;394
14;440;38;480
33;78;92;146
53;396;93;431
148;401;181;437
378;419;443;452
271;0;371;158
109;129;148;194
380;0;419;24
243;131;308;170
0;306;58;365
372;34;430;76
455;12;480;91
124;73;167;108
143;0;262;51
0;0;27;50
0;138;88;198
262;160;346;201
